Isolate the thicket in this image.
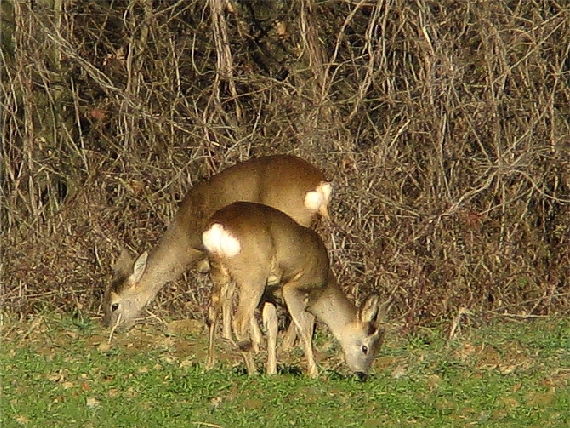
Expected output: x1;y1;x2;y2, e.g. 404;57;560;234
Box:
2;0;569;332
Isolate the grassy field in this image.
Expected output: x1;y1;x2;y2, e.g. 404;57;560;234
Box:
2;314;569;428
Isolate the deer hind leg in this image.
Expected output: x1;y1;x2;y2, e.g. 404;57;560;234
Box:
233;277;266;375
220;280;262;353
220;280;235;341
282;283;317;378
207;262;232;369
262;302;278;375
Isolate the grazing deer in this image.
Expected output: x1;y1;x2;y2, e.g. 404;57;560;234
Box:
103;155;331;343
203;202;385;377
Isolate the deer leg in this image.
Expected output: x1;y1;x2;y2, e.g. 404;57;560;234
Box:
251;315;262;354
262;302;278;375
206;262;231;369
221;279;261;353
207;296;222;369
281;320;298;353
221;280;235;341
282;284;318;378
233;281;265;375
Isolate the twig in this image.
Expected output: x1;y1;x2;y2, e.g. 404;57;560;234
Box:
107;313;121;345
448;307;472;341
145;309;168;327
490;312;551;320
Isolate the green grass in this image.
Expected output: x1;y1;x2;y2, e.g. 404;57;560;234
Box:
2;315;569;427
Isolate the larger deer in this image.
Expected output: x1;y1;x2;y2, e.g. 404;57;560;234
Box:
203;202;385;377
104;155;331;339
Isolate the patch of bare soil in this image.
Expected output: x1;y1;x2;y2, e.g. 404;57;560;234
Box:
2;315;215;364
454;340;535;374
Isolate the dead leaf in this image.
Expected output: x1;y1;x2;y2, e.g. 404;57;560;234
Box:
391;364;407;379
108;388;120;398
210;396;222;409
498;364;517;375
275;21;287;37
47;371;65;382
427;374;441;391
86;397;100;409
97;342;112;353
179;359;194;369
14;415;29;425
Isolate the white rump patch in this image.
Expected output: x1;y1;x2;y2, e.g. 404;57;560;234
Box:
304;191;323;211
203;223;241;258
304;181;332;217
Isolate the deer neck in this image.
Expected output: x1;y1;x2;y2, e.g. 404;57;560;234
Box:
136;221;204;302
131;184;217;303
307;276;357;338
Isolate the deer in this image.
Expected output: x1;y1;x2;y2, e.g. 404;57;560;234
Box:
202;201;385;378
103;155;331;351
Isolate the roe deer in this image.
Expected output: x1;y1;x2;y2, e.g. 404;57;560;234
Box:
103;155;331;335
203;202;385;377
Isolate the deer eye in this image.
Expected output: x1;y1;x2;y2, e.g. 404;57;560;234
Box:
111;303;119;312
361;345;369;354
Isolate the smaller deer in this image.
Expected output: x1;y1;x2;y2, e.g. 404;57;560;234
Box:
203;202;385;377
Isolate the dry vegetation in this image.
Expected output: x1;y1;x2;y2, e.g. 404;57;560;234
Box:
2;0;570;332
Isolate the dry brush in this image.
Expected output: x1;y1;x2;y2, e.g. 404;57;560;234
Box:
2;0;569;332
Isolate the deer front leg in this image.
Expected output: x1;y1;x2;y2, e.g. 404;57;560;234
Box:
282;284;318;378
296;311;317;378
250;316;262;354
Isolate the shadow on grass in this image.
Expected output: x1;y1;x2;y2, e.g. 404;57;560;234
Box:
231;364;304;376
230;363;373;381
321;370;376;382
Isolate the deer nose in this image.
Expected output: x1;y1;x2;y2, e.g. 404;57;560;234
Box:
356;372;368;381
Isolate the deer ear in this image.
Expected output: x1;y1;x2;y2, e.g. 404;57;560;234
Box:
376;296;393;324
113;249;134;277
131;252;148;285
359;294;381;325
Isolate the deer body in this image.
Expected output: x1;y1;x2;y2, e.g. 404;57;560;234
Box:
104;155;331;333
203;202;384;377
